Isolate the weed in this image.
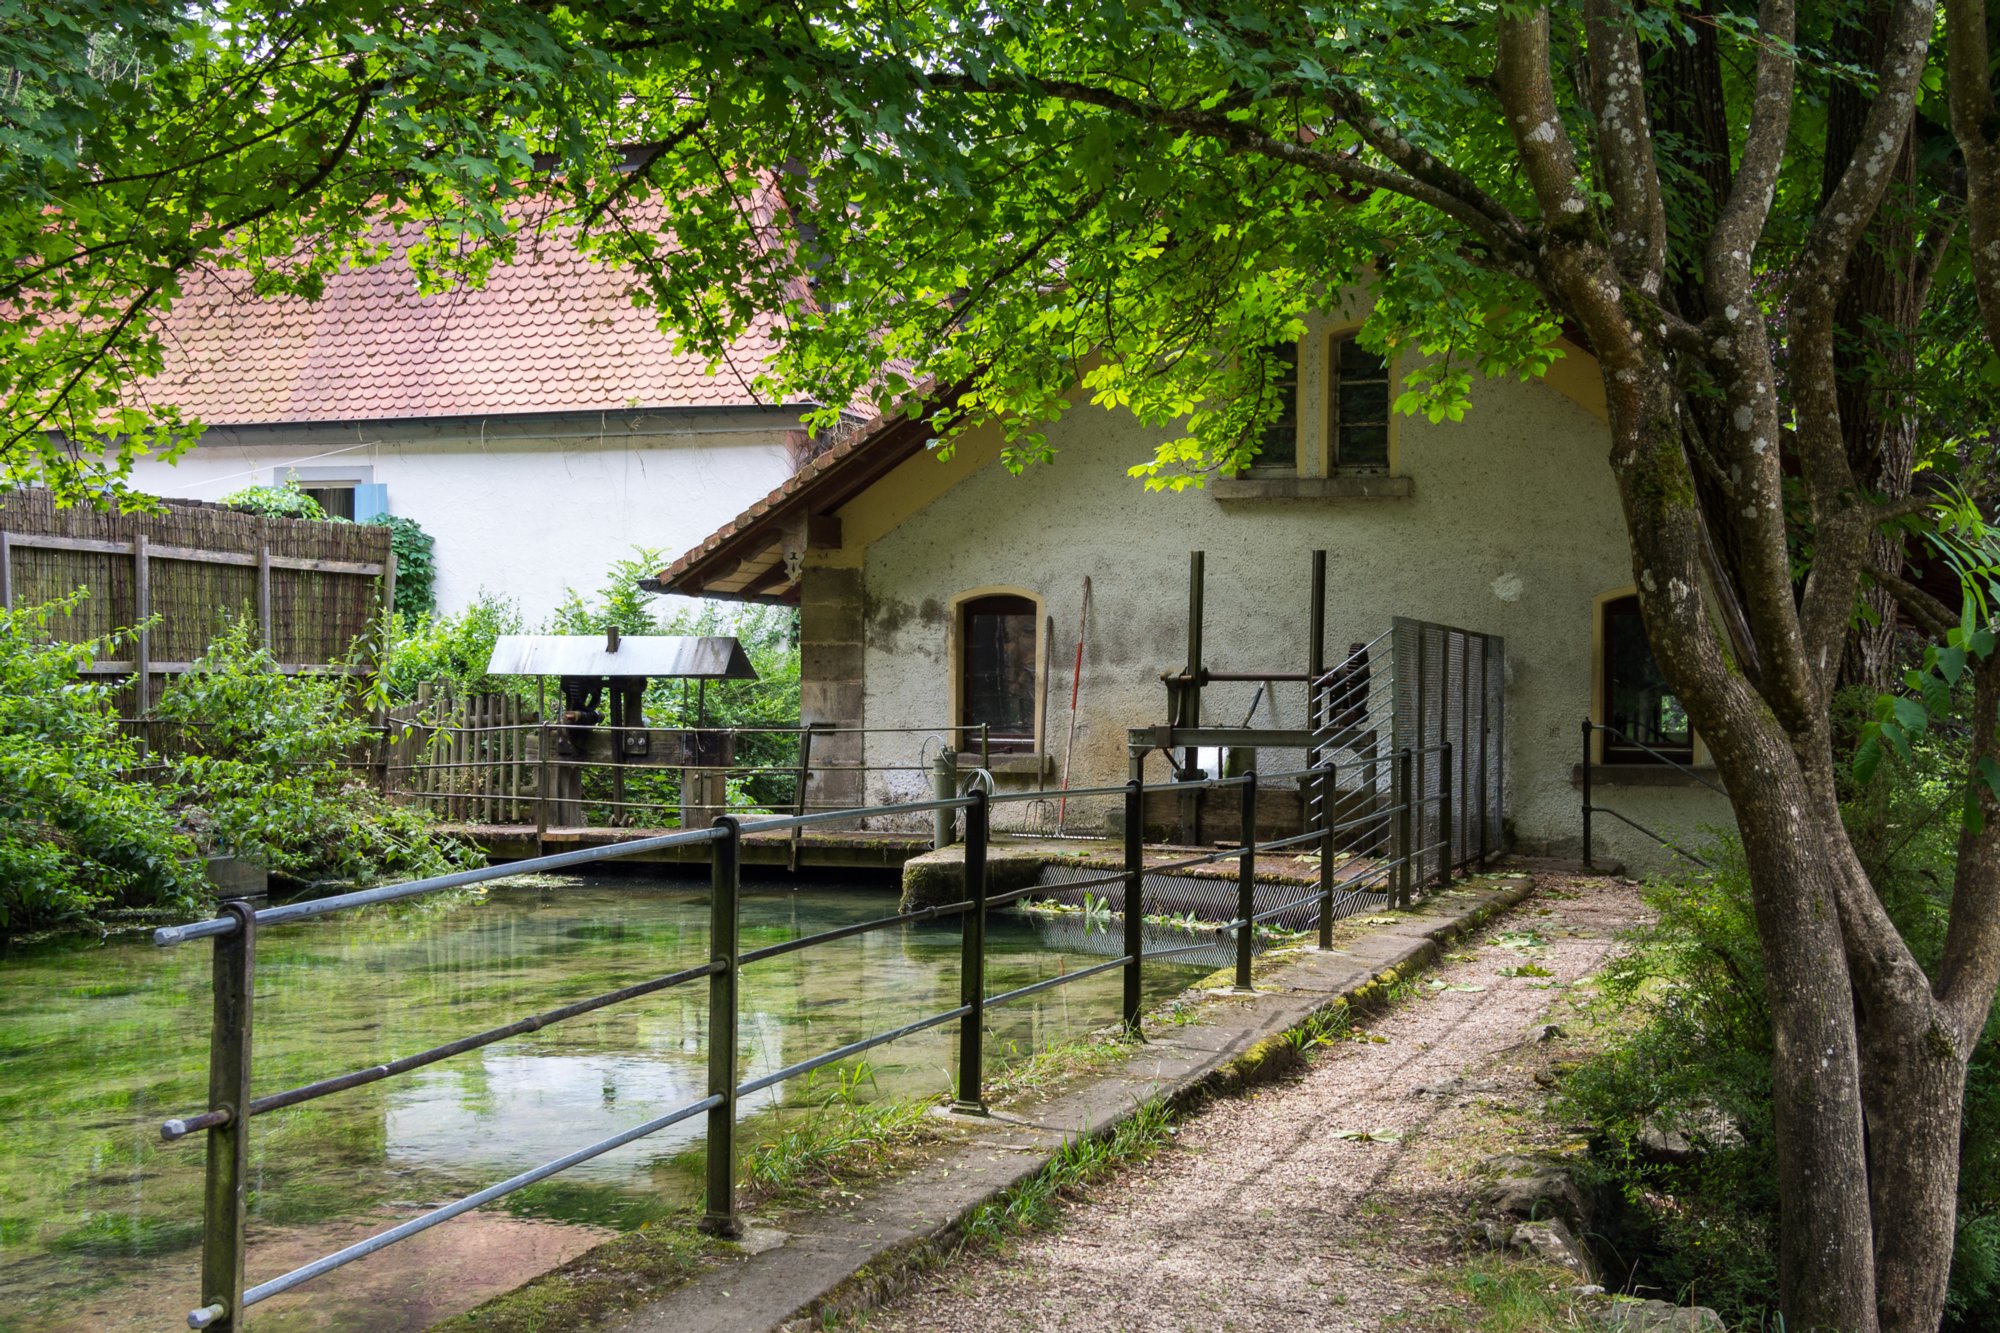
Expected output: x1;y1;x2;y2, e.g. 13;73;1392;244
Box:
957;1097;1175;1251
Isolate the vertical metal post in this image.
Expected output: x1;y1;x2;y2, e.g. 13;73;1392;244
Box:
193;898;257;1332
256;545;273;653
790;725;815;872
1413;629;1428;889
1458;639;1471;873
1317;761;1337;950
133;534;151;716
1395;747;1414;909
1233;772;1258;991
1439;740;1454;888
1478;638;1491;863
979;722;991;775
1307;550;1326;685
931;750;959;849
0;530;12;612
1122;779;1144;1030
954;789;990;1113
700;817;742;1237
1580;717;1594;869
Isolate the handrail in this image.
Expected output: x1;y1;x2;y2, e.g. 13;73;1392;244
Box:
157;753;1481;1330
1579;717;1721;869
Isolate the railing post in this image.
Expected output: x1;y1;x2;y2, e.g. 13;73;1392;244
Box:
700;816;743;1238
1580;717;1594;869
1439;740;1454;888
1234;772;1258;991
1318;760;1337;950
191;897;257;1332
1395;747;1414;909
954;789;990;1114
931;750;959;850
1122;778;1144;1030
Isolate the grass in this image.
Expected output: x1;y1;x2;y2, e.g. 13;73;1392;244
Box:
985;1026;1139;1099
430;1224;716;1333
739;1097;937;1206
957;1096;1177;1250
1434;1254;1602;1332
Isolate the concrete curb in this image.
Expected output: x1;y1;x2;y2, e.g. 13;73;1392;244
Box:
595;873;1539;1333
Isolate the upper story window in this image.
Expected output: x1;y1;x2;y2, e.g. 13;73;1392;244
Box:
1252;341;1301;473
1331;337;1390;472
1600;594;1694;764
959;594;1038;753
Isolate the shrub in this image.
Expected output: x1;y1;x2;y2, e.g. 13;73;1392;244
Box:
220;480;327;520
153;618;479;887
367;513;437;618
380;593;526;701
0;599;204;934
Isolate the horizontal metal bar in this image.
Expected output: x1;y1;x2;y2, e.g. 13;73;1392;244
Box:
987;780;1139;805
1586;805;1714;867
1252;828;1329;854
154;825;731;945
739;899;972;965
1248;893;1328;927
983;955;1131;1009
734;1006;971;1098
1022;866;1130;898
235;1093;723;1312
163;959;727;1138
735;796;971;837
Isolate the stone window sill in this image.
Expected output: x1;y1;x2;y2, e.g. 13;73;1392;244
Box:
1570;763;1725;791
1210;475;1414;501
956;751;1051;776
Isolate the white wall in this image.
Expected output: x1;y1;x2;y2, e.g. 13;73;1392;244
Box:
842;334;1732;872
125;411;802;621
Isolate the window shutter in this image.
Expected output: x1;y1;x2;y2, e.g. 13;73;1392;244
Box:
352;483;389;521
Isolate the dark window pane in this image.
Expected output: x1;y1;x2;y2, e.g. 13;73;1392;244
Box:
1602;595;1693;763
961;595;1037;752
1256;341;1298;470
1339;339;1388;377
1338;424;1389;469
1340;380;1389;425
304;486;355;520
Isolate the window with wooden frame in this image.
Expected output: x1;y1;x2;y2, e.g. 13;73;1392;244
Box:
1598;593;1695;765
958;594;1038;754
1248;340;1301;474
1329;335;1390;472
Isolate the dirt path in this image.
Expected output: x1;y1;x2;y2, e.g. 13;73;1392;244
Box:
856;875;1645;1333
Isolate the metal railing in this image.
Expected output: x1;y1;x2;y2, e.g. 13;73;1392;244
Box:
1579;719;1723;869
151;758;1470;1331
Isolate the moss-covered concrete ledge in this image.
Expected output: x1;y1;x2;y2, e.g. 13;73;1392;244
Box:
434;870;1537;1333
899;835;1331;909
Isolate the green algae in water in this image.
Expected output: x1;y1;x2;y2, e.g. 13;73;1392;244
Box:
0;876;1200;1333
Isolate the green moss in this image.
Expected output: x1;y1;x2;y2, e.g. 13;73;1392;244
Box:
428;1224;718;1332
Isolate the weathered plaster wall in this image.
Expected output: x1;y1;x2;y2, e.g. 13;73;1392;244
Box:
837;340;1731;872
124;410;801;620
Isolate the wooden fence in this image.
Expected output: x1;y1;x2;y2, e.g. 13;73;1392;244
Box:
0;489;394;709
382;684;539;824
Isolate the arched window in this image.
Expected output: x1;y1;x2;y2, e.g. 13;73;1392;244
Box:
959;594;1038;753
1599;594;1694;764
1253;340;1301;471
1329;335;1390;471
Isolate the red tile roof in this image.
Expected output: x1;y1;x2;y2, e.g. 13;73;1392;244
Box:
142;206;805;425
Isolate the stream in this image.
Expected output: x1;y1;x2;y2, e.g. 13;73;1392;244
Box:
0;875;1204;1333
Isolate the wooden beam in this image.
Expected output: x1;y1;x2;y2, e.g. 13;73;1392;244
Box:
741;562;796;596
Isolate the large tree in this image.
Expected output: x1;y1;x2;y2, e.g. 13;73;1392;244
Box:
9;2;2000;1327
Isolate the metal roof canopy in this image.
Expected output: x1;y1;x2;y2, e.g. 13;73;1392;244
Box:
484;635;758;680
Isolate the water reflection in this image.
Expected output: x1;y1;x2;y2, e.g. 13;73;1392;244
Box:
0;876;1202;1333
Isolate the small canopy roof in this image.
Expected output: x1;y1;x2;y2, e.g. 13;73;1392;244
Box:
484;635;758;680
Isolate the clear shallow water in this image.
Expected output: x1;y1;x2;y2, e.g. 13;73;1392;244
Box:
0;877;1201;1333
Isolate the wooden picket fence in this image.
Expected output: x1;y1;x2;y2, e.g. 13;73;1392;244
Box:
383;683;539;825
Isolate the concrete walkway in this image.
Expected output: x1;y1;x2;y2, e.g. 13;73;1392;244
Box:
598;871;1592;1333
857;874;1644;1332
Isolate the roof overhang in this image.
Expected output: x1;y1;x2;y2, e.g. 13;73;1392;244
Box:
484;635;757;679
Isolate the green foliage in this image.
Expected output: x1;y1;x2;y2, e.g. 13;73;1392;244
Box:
367;513;438;618
152;618;480;888
1566;806;2000;1329
0;596;201;934
380;593;526;700
218;481;328;521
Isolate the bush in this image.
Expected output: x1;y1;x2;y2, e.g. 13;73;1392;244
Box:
0;598;202;934
220;480;327;520
380;593;526;701
154;618;479;887
1564;717;2000;1328
368;513;437;618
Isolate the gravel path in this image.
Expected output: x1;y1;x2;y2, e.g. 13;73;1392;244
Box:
857;875;1646;1333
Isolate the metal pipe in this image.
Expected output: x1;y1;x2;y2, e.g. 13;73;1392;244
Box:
165;959;728;1138
1396;748;1415;908
1318;761;1337;950
1122;779;1144;1031
954;789;990;1114
740;900;971;966
1308;549;1326;690
1581;717;1594;869
736;1007;973;1098
1439;740;1454;888
226;1094;722;1316
700;816;742;1238
983;954;1131;1009
195;898;256;1332
1235;771;1258;991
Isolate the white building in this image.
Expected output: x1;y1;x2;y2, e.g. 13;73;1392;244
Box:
125;215;837;619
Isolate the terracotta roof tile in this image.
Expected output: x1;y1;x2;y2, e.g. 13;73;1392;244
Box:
143;205;805;425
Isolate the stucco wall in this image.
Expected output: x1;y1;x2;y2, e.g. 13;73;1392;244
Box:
831;340;1732;873
124;410;802;620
